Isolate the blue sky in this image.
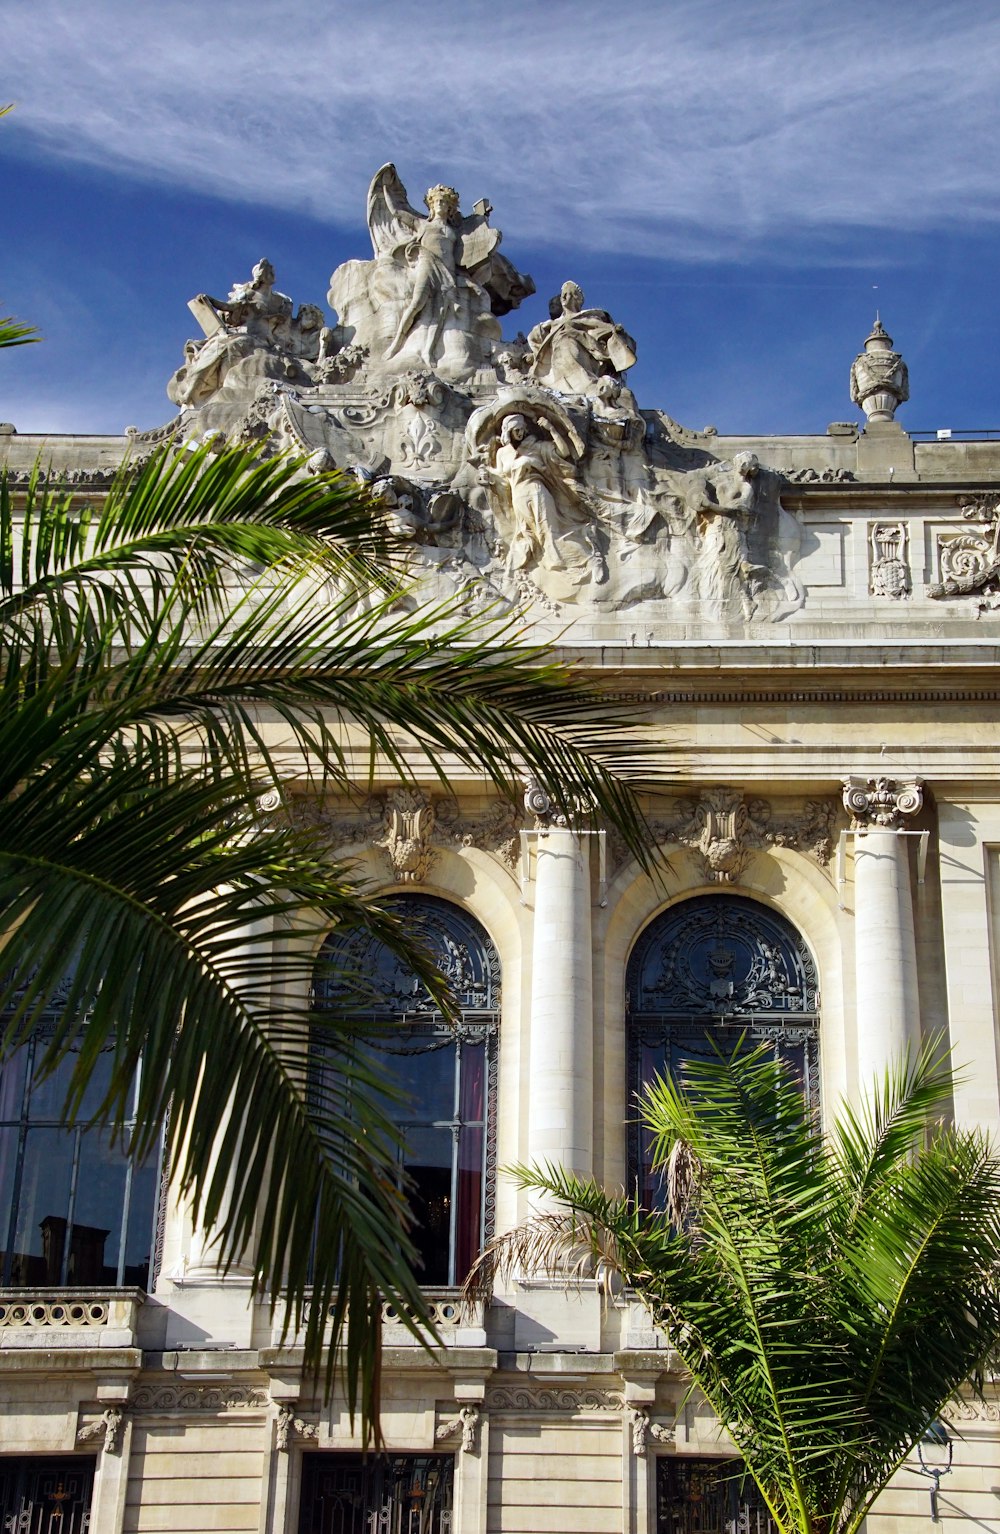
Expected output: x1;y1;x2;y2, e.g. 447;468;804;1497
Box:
3;0;1000;438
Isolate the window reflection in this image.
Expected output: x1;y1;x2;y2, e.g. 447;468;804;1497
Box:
314;897;499;1287
0;1030;159;1288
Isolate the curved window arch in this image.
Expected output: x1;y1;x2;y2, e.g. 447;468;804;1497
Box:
627;894;819;1208
314;896;499;1286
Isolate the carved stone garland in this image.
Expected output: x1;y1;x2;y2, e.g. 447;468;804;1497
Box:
435;1403;481;1453
275;1402;319;1451
630;787;838;883
627;1406;675;1457
77;1405;125;1454
290;787;523;875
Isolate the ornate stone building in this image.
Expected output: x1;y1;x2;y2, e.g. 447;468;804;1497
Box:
2;164;999;1534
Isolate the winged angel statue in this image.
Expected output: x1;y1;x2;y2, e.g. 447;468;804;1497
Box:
326;165;534;379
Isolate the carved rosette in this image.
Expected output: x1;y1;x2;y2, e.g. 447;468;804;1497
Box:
842;776;923;829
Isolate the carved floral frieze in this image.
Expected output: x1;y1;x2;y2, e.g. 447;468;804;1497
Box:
129;1382;269;1412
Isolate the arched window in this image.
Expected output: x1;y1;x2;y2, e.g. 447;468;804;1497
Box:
627;894;819;1208
314;897;500;1287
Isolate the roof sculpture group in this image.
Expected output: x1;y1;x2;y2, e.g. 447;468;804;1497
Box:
165;164;884;627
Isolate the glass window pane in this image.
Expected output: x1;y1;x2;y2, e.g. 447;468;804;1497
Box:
404;1126;453;1285
315;897;499;1285
8;1126;76;1284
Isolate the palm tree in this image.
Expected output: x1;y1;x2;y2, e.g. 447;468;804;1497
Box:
0;440;657;1432
468;1042;1000;1534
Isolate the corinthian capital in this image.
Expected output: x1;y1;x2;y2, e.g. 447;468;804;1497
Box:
842;776;923;829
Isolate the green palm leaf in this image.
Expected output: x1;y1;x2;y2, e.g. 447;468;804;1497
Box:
471;1043;1000;1534
1;438;666;1438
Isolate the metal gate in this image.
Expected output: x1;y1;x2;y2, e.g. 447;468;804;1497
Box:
656;1458;776;1534
0;1458;94;1534
299;1454;454;1534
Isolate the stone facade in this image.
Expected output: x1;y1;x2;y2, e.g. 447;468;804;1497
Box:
2;164;1000;1534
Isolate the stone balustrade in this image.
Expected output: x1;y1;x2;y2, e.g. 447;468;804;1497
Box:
0;1287;144;1347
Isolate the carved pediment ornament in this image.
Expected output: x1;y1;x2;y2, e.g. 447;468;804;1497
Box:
842;776;923;829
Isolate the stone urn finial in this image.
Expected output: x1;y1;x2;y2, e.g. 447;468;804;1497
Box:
850;314;909;424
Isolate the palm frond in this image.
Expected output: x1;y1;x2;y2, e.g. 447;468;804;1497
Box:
0;315;39;349
485;1045;1000;1534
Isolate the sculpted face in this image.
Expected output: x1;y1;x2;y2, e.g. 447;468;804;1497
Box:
501;413;527;447
252;259;275;287
425;184;460;221
560;282;584;314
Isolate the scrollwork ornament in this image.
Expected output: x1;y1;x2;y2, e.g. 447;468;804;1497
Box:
842;776;923;829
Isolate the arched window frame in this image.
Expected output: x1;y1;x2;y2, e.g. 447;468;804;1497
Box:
626;894;820;1208
313;896;500;1288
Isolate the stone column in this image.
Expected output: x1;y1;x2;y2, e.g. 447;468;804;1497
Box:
843;777;923;1088
524;785;594;1191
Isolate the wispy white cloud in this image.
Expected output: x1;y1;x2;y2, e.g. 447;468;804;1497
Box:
6;0;1000;263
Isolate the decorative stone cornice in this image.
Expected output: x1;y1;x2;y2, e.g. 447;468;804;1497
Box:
842;776;923;829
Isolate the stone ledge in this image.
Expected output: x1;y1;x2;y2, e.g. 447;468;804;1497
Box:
0;1347;142;1373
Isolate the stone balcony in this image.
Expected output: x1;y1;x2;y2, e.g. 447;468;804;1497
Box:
0;1287;145;1348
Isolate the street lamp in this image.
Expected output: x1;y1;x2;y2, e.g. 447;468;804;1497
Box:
915;1420;953;1522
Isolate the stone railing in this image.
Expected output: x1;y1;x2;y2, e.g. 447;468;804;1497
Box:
0;1288;144;1348
266;1289;484;1349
